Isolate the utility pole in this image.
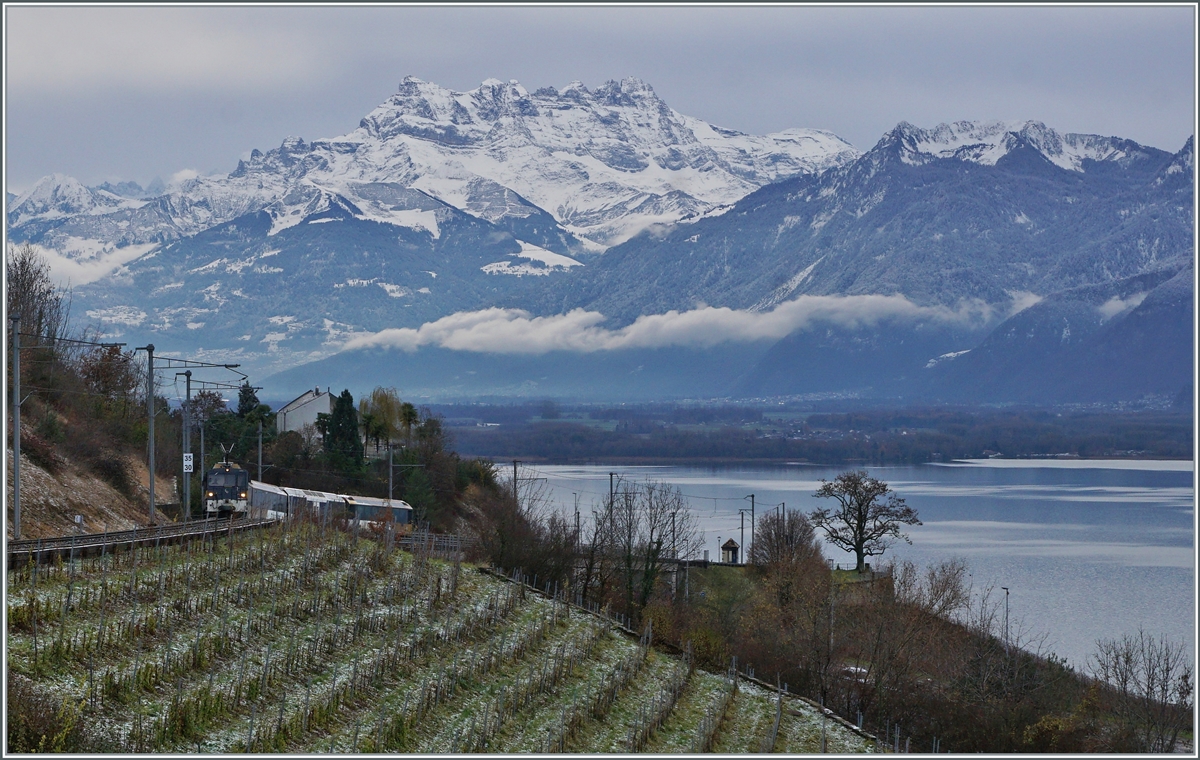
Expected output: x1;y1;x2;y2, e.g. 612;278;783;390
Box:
738;509;750;565
1002;586;1010;657
828;586;836;700
670;510;678;600
11;331;125;538
257;419;263;480
573;493;580;546
388;444;393;504
608;471;617;542
179;370;192;522
744;493;755;563
512;460;520;505
10;315;20;540
138;344;156;524
671;511;677;559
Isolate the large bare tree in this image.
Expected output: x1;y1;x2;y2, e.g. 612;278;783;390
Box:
6;243;70;345
809;470;920;573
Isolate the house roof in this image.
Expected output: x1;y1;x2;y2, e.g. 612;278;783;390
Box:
722;538;740;549
279;388;331;415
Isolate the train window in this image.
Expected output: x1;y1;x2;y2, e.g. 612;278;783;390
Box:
207;471;232;486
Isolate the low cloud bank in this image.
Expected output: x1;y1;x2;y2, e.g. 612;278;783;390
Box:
341;294;996;356
26;241;157;287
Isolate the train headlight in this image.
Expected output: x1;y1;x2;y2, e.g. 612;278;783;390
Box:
240;492;247;498
207;491;214;497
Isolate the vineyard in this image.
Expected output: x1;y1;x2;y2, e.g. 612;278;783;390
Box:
6;521;875;753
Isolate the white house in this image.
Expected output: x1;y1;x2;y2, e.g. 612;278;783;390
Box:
277;388;333;435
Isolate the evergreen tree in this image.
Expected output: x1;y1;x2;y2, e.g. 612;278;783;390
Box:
403;468;437;527
237;382;260;417
325;389;364;470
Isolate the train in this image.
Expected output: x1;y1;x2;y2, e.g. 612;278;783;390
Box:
203;462;250;515
203;461;412;526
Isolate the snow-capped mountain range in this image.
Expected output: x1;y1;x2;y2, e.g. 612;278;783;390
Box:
6;76;1193;403
885;119;1156;171
9;76;858;261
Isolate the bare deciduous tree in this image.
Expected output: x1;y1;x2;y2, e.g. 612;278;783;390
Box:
750;509;821;568
6;242;70;345
1091;628;1193;752
809;470;921;573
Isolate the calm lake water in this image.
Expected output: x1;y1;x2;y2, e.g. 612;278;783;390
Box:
525;459;1195;670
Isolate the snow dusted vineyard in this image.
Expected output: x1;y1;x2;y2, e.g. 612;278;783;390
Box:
6;522;873;753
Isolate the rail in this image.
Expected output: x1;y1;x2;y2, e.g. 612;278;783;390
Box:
6;517;274;569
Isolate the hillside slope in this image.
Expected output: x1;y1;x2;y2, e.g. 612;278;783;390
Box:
6;423;174;539
5;523;874;753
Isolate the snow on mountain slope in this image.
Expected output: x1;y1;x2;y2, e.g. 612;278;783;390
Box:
8;76;860;264
268;75;861;247
9;174;148;225
543;120;1186;326
884;120;1155;172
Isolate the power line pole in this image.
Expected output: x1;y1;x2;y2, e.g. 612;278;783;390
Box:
512;460;520;505
11;331;125;538
671;511;677;559
181;370;191;522
573;493;580;546
738;509;749;565
10;316;20;540
746;493;755;563
257;419;263;480
609;471;616;537
199;416;205;480
138;344;156;524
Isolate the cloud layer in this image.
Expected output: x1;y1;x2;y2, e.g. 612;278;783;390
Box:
341;294;994;355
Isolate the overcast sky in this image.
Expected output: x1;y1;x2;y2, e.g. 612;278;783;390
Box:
5;5;1196;193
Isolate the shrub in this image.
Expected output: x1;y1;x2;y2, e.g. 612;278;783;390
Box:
91;455;135;497
18;429;64;475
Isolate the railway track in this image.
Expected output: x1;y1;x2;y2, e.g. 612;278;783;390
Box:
5;516;274;569
7;514;478;569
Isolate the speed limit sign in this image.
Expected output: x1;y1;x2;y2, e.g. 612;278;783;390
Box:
183;453;194;473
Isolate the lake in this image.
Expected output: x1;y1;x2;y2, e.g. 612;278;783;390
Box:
523;459;1194;670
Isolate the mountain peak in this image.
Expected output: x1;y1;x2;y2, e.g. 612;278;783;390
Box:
875;119;1154;173
12;75;861;257
11;173;92;214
